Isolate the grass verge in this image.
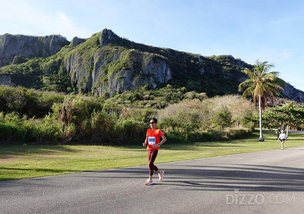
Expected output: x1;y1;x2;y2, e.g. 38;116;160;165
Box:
0;130;303;181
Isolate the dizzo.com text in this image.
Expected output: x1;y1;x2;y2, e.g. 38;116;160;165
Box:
226;189;295;205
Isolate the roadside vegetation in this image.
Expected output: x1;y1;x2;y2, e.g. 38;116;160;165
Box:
1;82;304;146
0;84;256;145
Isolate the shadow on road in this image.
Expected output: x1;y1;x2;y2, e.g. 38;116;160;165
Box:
89;163;304;192
162;164;304;192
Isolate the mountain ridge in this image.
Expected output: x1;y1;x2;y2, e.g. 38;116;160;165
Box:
0;28;304;102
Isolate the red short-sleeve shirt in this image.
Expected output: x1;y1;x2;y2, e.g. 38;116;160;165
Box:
146;128;165;150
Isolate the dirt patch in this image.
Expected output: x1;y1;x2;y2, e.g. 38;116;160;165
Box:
0;156;18;164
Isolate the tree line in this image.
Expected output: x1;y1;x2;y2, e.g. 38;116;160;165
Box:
1;60;304;145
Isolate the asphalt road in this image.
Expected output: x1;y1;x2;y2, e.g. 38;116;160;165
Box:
1;146;304;214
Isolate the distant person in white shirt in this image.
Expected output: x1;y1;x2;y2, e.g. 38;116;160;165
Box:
278;130;287;150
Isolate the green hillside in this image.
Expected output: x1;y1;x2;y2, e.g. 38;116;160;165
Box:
0;29;251;97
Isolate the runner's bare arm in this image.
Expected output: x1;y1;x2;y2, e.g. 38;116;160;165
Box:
159;135;167;146
143;137;148;146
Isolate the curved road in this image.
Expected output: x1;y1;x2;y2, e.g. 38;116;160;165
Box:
1;146;304;214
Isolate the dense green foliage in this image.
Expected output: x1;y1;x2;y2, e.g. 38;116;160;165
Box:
0;54;72;92
106;84;207;109
0;85;255;145
0;85;64;117
261;102;304;130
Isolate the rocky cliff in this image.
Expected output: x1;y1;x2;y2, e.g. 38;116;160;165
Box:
282;83;304;102
0;34;69;67
66;51;172;97
0;29;304;102
65;30;172;96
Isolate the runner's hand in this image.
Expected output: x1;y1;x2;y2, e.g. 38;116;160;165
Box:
152;144;159;148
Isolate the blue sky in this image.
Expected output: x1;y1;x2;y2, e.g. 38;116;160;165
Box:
1;0;304;91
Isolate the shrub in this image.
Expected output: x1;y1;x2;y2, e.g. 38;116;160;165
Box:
226;128;250;139
0;112;25;142
0;85;64;118
114;119;146;144
212;106;232;129
52;94;104;125
119;107;155;122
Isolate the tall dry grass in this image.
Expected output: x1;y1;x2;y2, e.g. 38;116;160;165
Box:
157;95;256;142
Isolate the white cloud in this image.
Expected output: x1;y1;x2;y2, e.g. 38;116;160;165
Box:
0;0;90;40
57;12;73;29
280;50;292;61
35;11;91;40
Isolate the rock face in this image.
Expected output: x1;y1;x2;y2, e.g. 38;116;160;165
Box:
99;29;118;46
65;30;172;96
282;83;304;102
0;75;11;86
0;34;69;67
70;37;86;47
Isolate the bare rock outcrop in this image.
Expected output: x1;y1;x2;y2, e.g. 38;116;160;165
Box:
0;34;69;67
282;83;304;102
65;48;172;96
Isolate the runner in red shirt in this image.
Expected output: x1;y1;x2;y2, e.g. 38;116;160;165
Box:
142;118;167;185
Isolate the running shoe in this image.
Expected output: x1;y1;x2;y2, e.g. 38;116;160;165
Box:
158;170;164;181
144;179;154;185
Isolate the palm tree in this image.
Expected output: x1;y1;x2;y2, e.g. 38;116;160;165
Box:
238;60;285;141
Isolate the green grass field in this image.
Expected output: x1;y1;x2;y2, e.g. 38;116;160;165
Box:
0;130;303;181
